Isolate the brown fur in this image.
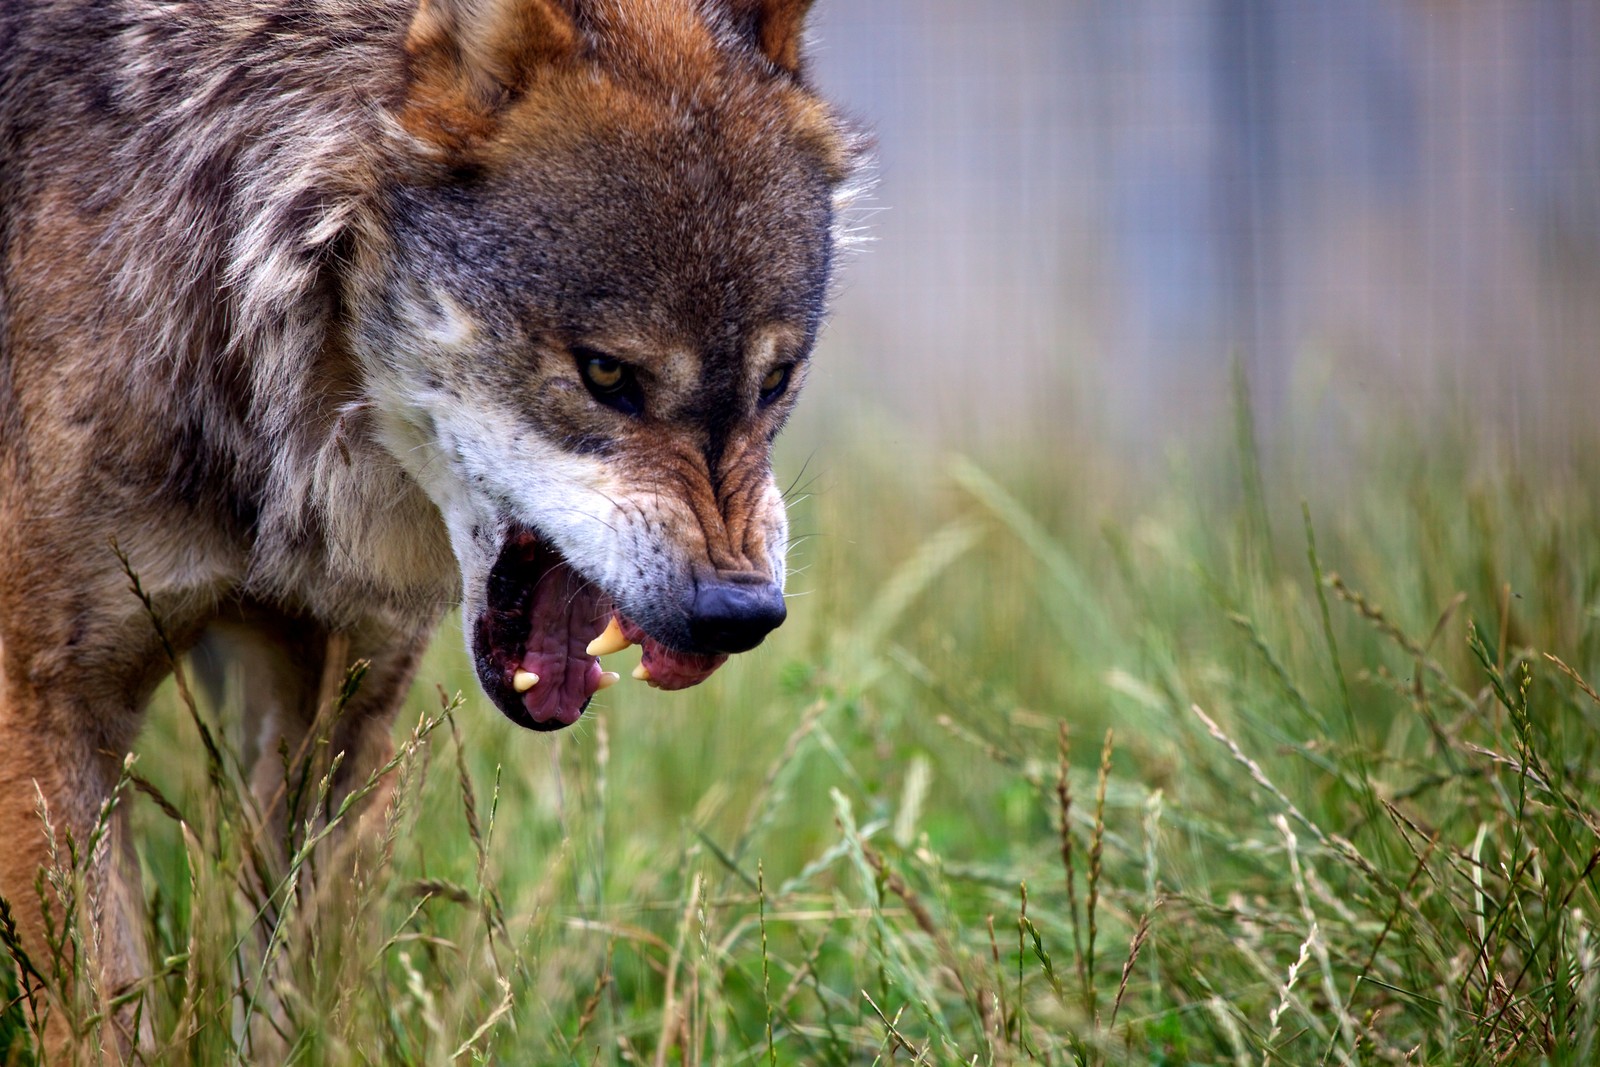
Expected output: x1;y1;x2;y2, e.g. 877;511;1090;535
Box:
0;0;866;1053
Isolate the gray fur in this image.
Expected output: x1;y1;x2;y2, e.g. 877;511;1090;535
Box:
0;0;866;1050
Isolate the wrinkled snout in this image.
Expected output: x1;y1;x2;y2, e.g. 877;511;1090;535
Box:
689;572;787;653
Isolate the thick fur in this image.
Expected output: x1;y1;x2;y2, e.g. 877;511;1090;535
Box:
0;0;865;1051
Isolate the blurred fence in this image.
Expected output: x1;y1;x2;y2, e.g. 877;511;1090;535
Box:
805;2;1600;452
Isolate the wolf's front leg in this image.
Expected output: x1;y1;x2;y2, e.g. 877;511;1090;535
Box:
196;608;435;853
0;523;211;1061
189;609;433;1057
0;684;150;1062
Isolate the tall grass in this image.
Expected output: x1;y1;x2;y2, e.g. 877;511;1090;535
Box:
6;401;1600;1064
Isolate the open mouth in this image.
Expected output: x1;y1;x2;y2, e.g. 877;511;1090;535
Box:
471;526;729;730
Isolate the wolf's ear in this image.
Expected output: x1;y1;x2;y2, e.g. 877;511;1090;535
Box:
402;0;581;150
729;0;815;76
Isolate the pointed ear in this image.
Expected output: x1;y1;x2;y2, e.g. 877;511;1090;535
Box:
731;0;815;76
402;0;581;149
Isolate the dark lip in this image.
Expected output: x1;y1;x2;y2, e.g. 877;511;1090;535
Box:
471;602;582;731
470;526;599;731
484;670;580;731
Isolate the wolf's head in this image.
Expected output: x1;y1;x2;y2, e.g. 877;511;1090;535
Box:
351;0;865;729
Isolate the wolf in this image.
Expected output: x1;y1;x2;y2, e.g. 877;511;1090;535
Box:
0;0;865;1047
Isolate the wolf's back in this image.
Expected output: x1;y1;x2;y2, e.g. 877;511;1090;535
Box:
0;0;410;424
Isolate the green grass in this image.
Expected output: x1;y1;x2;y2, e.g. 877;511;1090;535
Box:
7;401;1600;1065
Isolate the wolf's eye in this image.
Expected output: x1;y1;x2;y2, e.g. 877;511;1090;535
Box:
584;356;625;390
759;364;794;406
575;349;644;416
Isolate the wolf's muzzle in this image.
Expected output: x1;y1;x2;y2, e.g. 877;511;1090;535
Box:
689;572;788;654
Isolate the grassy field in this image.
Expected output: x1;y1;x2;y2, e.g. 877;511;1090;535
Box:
7;395;1600;1065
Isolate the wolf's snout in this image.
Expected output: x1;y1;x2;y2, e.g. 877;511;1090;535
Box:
688;574;787;654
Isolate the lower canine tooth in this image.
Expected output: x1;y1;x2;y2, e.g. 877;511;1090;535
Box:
631;664;652;682
586;618;632;657
596;671;621;691
513;670;539;692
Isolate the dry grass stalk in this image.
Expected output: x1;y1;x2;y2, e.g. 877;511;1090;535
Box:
860;842;972;1002
862;989;926;1064
1085;728;1113;1021
1543;652;1600;706
1107;900;1158;1033
758;862;776;1067
1276;815;1357;1064
1057;723;1089;1004
1261;924;1316;1067
654;872;703;1067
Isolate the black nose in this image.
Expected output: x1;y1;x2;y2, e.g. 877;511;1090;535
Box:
688;574;787;654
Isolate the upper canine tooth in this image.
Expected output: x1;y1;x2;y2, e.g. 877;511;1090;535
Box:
596;671;621;691
513;670;540;692
631;664;652;682
586;618;632;657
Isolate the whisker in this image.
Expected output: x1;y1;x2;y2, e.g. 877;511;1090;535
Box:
782;451;821;500
522;506;624;537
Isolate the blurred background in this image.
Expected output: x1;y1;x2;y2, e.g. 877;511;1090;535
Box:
802;2;1600;461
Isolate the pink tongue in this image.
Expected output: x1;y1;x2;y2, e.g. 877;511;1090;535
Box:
516;563;608;726
618;619;728;691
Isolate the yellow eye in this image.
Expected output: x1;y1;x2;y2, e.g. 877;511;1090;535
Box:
759;364;792;404
583;356;625;391
575;349;645;415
